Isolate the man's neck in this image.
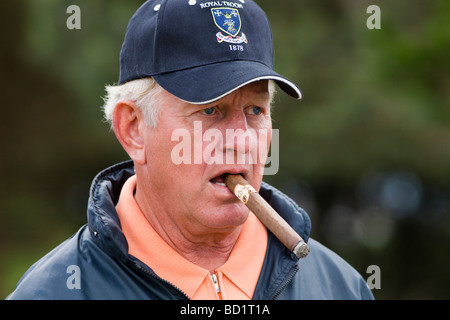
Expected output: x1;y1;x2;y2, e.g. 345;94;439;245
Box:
134;186;242;273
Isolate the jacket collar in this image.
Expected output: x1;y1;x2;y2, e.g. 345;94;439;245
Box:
87;161;135;261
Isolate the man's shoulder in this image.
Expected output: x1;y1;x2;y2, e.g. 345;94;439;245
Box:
6;226;97;299
303;238;357;270
281;238;374;300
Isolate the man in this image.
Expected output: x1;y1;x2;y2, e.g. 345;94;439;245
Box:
7;0;373;300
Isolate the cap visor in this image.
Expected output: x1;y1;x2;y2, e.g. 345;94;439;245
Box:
153;60;302;104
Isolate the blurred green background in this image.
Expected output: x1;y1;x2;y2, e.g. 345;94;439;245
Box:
1;0;449;299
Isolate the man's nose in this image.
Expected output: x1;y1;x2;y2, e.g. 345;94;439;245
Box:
222;111;255;157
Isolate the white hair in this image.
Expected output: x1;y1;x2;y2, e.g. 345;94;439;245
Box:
102;77;276;128
102;77;164;128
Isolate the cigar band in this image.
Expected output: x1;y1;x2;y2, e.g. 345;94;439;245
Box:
234;184;256;204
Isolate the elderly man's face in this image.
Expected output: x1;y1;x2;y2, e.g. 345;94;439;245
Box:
138;81;272;235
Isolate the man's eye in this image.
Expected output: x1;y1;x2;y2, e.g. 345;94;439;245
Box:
200;107;216;115
249;106;262;115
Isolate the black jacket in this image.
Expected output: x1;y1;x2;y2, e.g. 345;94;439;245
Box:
7;161;374;299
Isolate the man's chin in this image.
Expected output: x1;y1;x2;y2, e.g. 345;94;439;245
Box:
202;202;250;230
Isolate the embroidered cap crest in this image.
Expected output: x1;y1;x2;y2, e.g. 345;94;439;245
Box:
211;7;247;44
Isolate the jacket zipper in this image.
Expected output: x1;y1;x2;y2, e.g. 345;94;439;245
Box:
131;261;190;299
269;265;299;300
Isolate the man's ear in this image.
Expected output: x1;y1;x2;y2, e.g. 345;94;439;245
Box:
112;100;146;165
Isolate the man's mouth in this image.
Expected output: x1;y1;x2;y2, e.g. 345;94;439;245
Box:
210;174;227;187
209;172;246;188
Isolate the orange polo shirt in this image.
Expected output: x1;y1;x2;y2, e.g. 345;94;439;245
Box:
116;175;268;300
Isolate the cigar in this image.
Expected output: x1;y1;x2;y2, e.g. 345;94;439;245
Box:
224;174;309;259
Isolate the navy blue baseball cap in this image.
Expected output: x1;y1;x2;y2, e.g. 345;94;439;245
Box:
119;0;302;104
